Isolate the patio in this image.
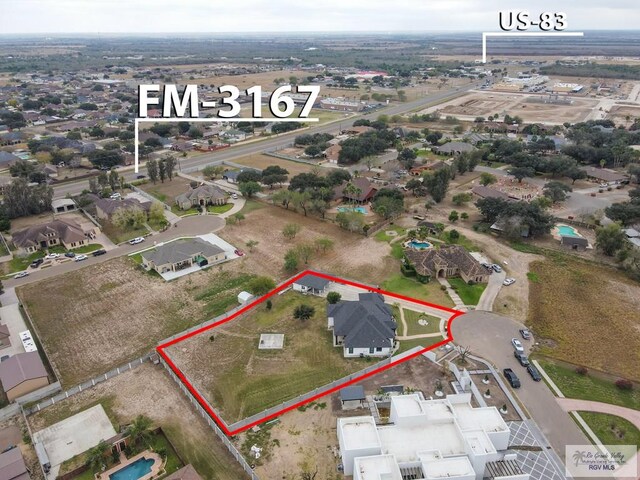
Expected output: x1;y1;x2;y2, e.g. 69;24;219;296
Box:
97;450;163;480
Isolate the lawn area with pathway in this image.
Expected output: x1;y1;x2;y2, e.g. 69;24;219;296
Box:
382;274;454;309
403;308;442;336
165;290;371;423
577;412;640;449
447;277;486;306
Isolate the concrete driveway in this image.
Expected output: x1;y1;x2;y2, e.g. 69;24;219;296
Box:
451;310;591;464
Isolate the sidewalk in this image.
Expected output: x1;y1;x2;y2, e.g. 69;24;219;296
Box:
436;277;467;311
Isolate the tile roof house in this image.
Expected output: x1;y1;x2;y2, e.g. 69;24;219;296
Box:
0;351;49;402
328;293;396;358
12;218;91;254
471;185;514;201
435;141;475;155
581;166;628;184
141;238;226;274
163;465;203;480
175;184;228;210
403;245;490;284
333;177;378;204
94;197;152;220
0;447;30;480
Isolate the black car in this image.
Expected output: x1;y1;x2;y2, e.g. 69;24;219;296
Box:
503;368;521;388
64;251;76;258
527;364;542;382
92;249;107;257
514;351;530;367
136;174;146;179
30;258;44;268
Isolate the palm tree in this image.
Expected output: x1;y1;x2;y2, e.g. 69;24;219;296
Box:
87;441;108;472
127;415;153;447
343;182;361;206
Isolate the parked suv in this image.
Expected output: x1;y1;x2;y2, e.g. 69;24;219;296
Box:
514;351;530;367
527;364;542;382
30;258;44;268
92;249;107;257
503;368;521;388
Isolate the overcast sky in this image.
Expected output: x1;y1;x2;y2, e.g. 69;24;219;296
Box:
1;0;639;34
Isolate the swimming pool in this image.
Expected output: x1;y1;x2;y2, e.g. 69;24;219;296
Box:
406;240;432;250
109;458;154;480
557;225;580;237
337;206;367;214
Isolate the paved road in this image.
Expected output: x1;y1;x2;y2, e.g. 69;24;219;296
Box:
451;310;592;464
5;215;225;288
52;83;480;198
476;268;506;311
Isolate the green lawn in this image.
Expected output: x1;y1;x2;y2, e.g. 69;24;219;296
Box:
538;360;640;411
382;274;455;308
0;236;9;257
102;222;150;244
207;203;234;214
403;308;442;336
171;205;200;216
440;230;478;252
578;412;640;449
447;278;486;305
6;251;43;274
374;226;406;243
397;336;442;354
239;199;265;215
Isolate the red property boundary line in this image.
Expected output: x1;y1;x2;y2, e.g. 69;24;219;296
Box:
156;270;464;436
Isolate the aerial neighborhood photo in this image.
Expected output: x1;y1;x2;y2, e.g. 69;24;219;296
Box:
0;1;639;480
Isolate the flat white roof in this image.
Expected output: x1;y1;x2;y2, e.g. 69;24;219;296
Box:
339;417;380;450
451;403;508;434
422;456;475;479
462;429;496;456
377;422;466;460
354;454;403;480
391;395;424;416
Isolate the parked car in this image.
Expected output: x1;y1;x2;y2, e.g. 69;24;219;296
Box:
0;355;9;362
74;254;88;262
231;193;238;200
110;192;121;200
519;328;531;340
481;262;492;269
44;253;60;260
92;249;107;257
511;338;524;353
64;251;76;258
491;264;502;273
136;175;146;179
527;364;542;382
234;249;245;256
129;237;145;245
30;258;44;268
503;278;516;286
514;351;530;367
503;368;521;388
14;271;29;279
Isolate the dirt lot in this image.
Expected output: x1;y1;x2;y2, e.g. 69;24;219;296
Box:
167;290;372;423
28;363;248;480
219;203;395;285
17;257;255;386
528;256;640;381
227;153;315;177
138;177;194;204
607;104;640;127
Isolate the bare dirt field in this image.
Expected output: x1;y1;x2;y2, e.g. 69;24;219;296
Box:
17;257;256;386
27;363;249;480
138;177;194;204
227;153;314;177
429;91;597;124
607;104;640;127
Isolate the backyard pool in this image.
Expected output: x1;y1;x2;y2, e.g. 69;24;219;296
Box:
337;206;367;214
556;225;581;237
406;240;432;250
109;458;154;480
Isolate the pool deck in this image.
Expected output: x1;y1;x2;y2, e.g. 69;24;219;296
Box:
97;450;163;480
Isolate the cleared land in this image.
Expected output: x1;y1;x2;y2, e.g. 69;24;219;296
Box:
166;290;371;423
528;257;640;381
27;364;248;480
138;178;194;204
17;257;255;386
607;104;640;127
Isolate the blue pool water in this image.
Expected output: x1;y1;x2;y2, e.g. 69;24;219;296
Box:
408;240;431;250
109;458;154;480
337;206;367;214
557;225;580;237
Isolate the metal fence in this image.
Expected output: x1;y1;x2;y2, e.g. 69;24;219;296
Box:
23;354;154;415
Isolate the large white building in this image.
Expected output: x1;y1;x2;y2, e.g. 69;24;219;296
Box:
338;393;527;480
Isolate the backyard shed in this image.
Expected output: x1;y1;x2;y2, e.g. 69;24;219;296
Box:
238;291;253;304
339;385;366;409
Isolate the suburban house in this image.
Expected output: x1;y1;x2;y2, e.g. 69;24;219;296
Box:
292;274;330;295
404;245;490;283
0;447;30;480
409;161;446;176
471;185;514;201
333;177;378;204
175;184;228;210
12;218;93;254
581;166;628;185
0;324;10;350
94;197;152;221
323;144;342;164
328;293;396;358
141;238;226;274
164;465;204;480
0;351;49;402
435;141;475;155
0;151;20;168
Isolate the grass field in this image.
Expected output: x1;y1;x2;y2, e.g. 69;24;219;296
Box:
528;257;640;381
166;291;371;423
381;274;455;308
448;278;486;305
140;178;192;205
403;309;442;336
577;412;640;449
207;204;233;214
396;336;443;354
17;257;254;386
101;221;149;244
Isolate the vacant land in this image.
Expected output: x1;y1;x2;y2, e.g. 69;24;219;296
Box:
139;178;193;204
17;257;255;386
528;257;640;381
28;364;249;480
166;290;370;423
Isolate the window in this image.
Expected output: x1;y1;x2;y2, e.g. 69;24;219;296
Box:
369;347;374;354
376;347;382;352
348;348;354;354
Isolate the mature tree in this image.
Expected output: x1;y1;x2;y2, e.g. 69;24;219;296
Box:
335;210;366;233
239;181;262;198
163;155;177;180
327;292;342;304
479;172;497;186
158;160;166;183
315;237;334;253
449;229;460;242
127;415;153;446
563;165;587;184
422;168;451;203
284;249;298;271
398;148;417;169
543;181;572;203
9;160;36;179
293;304;315;321
449;210;459;222
628;164;640;184
283;223;301;240
146;159;158;184
202;165;225;179
237;170;262;184
596;223;627;256
326;169;352;187
112;206;146;230
149;202;166;226
271;189;293;209
108;169;120;191
295;243;314;264
88;149;123;168
508;166;535;183
3;178;53;219
248;276;276;295
87;441;109;472
452;192;472;206
605;200;640;226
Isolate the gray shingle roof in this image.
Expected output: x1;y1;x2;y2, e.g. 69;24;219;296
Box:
294;274;329;291
329;293;395;349
340;385;365;402
142;238;224;266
